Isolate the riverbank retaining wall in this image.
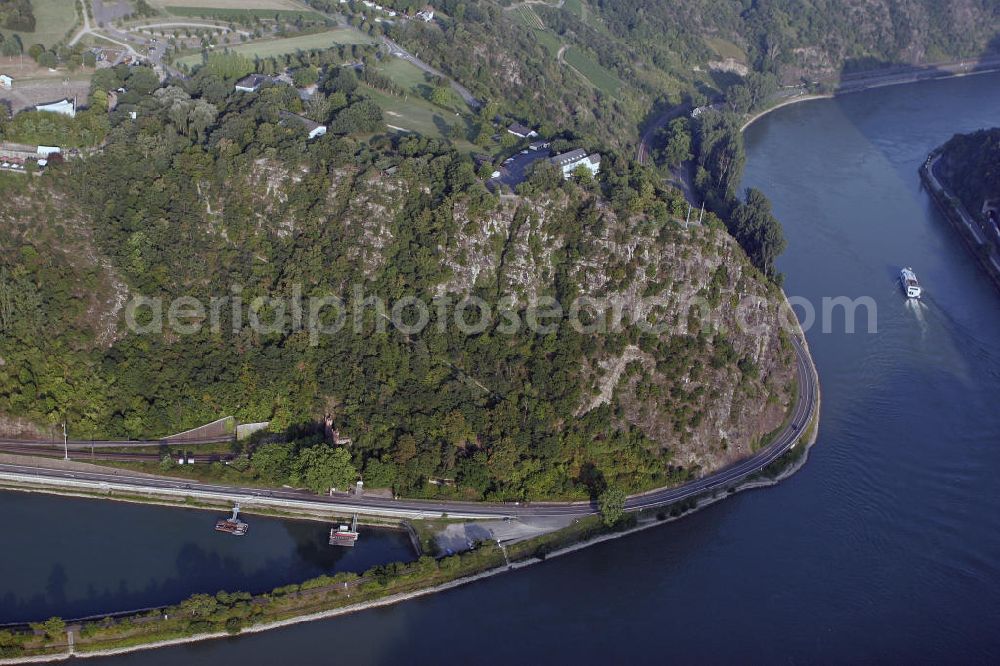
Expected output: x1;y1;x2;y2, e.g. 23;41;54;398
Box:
919;156;1000;293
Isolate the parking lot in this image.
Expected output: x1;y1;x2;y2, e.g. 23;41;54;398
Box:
490;147;551;189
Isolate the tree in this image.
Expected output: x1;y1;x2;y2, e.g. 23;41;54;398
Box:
328;99;382;134
291;445;357;493
252;442;293;483
323;66;358;95
728;188;787;279
31;617;65;640
201;52;254;80
725;72;778;115
292;66;319;88
430;84;455;109
37;51;57;69
180;594;220;618
0;34;23;56
598;486;626;526
126;66;160;96
660;117;692;167
696;113;745;206
363;457;397;488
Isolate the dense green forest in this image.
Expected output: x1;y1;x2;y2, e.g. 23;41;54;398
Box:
368;0;999;147
937;128;1000;219
0;59;796;501
0;0;33;32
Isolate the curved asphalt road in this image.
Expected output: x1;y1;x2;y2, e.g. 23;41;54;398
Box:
0;337;817;520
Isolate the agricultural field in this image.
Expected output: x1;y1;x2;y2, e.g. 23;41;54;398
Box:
564;46;622;96
511;5;543;30
176;28;373;67
508;7;563;57
0;0;79;49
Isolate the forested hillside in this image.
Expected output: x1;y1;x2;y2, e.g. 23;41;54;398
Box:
0;62;796;501
937;128;1000;217
370;0;999;145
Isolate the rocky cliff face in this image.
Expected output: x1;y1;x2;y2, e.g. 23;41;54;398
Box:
425;186;795;475
193;162;796;478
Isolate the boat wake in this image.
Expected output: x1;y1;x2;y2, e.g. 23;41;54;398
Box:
905;296;929;335
922;296;1000;378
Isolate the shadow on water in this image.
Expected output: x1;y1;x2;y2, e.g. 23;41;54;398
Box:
835;34;1000;96
0;493;414;625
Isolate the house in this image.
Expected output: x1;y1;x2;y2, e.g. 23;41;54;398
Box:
0;74;12;89
507;122;538;139
528;140;551;151
279;111;327;140
416;5;435;21
550;148;601;179
234;73;269;93
35;99;76;118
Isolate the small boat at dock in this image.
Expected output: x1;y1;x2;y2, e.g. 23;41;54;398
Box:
329;514;359;547
215;504;249;536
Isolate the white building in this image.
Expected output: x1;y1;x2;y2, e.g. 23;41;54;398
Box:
416;6;434;21
0;74;12;89
234;74;269;93
35;99;76;118
549;148;601;179
280;111;327;140
507;122;538;139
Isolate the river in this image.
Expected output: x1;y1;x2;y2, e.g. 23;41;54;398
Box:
9;71;1000;662
0;492;413;625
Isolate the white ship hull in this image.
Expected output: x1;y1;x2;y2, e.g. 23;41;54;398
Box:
900;267;922;299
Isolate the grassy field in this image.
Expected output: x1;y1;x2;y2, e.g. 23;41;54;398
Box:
377;57;430;93
0;0;79;49
532;27;561;56
176;28;373;66
164;5;328;21
156;0;308;9
374;58;468;114
564;46;623;96
562;0;585;19
705;36;747;63
365;88;477;152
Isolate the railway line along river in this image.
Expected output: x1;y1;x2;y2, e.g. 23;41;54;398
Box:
4;70;1000;662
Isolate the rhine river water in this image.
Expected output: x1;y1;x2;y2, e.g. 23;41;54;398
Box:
6;71;1000;662
0;492;413;625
